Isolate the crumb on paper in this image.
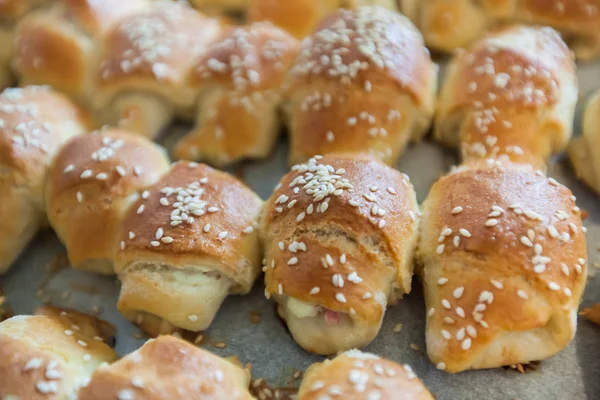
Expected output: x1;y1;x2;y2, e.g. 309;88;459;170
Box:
393;323;403;333
410;343;420;351
581;304;600;326
293;371;302;379
214;341;227;349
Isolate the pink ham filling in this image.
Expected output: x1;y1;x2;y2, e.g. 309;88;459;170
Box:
324;309;341;325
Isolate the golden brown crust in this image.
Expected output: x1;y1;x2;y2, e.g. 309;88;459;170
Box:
79;335;253;400
174;22;299;165
261;154;419;322
285;6;436;165
0;86;89;274
45;128;170;273
298;350;434;400
116;161;263;289
248;0;340;39
13;0;148;100
436;26;577;170
0;314;117;399
581;304;600;326
0;0;48;22
402;0;600;59
418;162;587;372
95;2;222;110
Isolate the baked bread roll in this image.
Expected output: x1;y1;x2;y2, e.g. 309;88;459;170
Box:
12;0;149;102
115;161;263;336
568;90;600;194
417;162;587;373
436;25;578;171
248;0;399;39
45;128;170;275
0;313;117;399
285;6;436;166
94;2;222;139
260;154;420;355
400;0;600;60
298;350;433;400
173;22;299;166
0;0;52;88
79;335;253;400
0;86;89;274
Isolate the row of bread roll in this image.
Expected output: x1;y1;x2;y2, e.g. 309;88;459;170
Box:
0;311;433;399
398;0;600;60
0;84;264;339
10;3;436;168
417;24;588;373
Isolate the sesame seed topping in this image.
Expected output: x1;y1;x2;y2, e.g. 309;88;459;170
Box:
442;299;451;309
491;280;503;289
436;244;445;254
461;338;472;350
310;287;320;295
452;206;464;214
517;290;528;299
336;293;347;303
288;257;298;265
438;277;448;285
453;287;464;298
459;228;472;238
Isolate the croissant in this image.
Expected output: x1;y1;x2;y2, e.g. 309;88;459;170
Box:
93;2;222;139
436;25;578;171
173;22;299;166
0;86;89;274
115;161;263;336
12;0;148;102
45;128;170;274
299;350;433;400
417;162;587;373
261;154;420;354
0;312;117;399
284;6;437;166
79;335;253;400
400;0;600;60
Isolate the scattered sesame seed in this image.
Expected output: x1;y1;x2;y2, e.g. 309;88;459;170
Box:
452;206;463;214
310;287;320;295
335;293;347;303
453;287;465;299
438;277;448;285
517;290;528;299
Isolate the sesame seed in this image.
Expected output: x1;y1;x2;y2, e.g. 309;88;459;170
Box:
288;257;298;265
456;327;466;341
150;241;160;247
453;236;461;247
117;389;135;400
297;212;306;222
76;191;84;203
188;315;198;322
428;307;435;317
24;358;43;371
564;288;572;297
278;284;283;295
520;236;533;247
80;169;93;179
203;223;211;232
161;236;173;244
491;280;503;289
64;164;75;173
310;287;320;295
548;282;560;291
141;190;150;199
137;204;145;214
120;241;125;250
485;218;499;227
461;338;472;350
442;299;451;309
340;254;347;264
362;292;372;300
452;206;464;214
218;231;228;240
444;317;455;324
459;229;471;237
336;293;347;303
436;362;446;370
453;287;464;299
456;307;465;318
441;330;451;340
517;290;528;299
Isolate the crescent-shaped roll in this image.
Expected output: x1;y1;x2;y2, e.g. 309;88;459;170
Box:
247;0;399;39
0;0;52;88
400;0;600;60
298;350;434;400
260;154;420;355
0;313;117;399
12;0;149;101
79;335;253;400
568;90;600;194
115;161;263;336
0;86;89;275
45;128;170;275
284;6;437;166
417;162;587;373
94;2;222;139
436;26;578;171
173;22;299;166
